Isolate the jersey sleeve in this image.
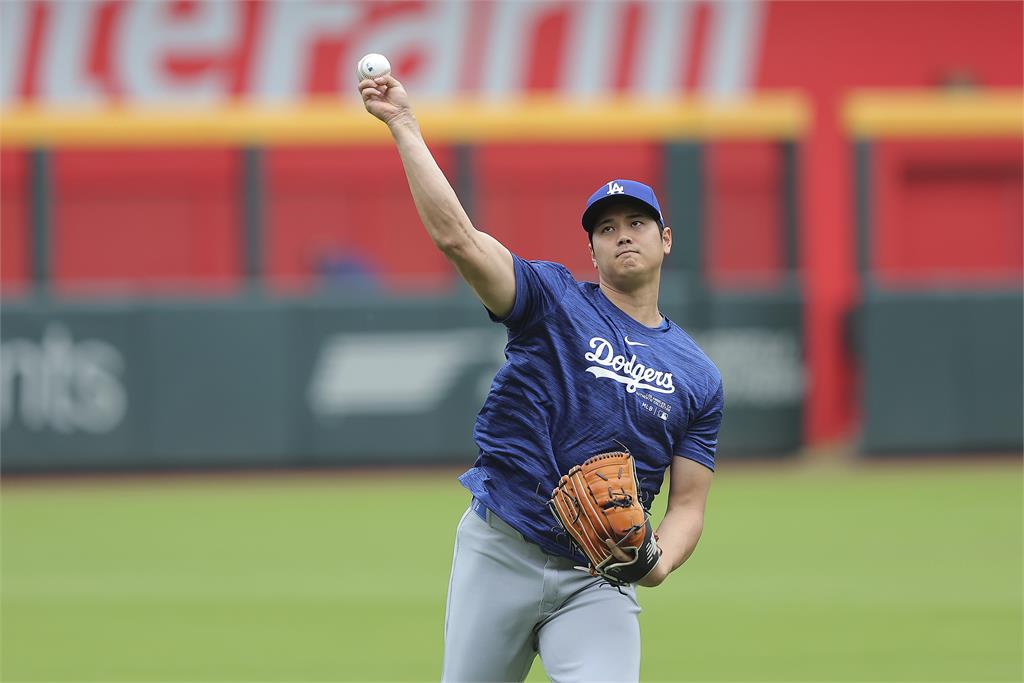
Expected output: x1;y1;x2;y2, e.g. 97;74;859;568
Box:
677;379;724;471
488;254;574;331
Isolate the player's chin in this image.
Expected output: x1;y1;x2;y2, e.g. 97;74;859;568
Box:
610;259;652;280
608;254;644;272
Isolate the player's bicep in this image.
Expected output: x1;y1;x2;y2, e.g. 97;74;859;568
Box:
448;230;516;319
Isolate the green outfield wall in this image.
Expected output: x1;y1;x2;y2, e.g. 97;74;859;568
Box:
6;288;1018;472
858;289;1023;454
0;291;803;472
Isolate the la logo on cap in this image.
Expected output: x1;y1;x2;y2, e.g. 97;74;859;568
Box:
606;181;625;195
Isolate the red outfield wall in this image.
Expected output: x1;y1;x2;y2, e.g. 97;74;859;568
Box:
756;1;1022;444
2;0;1021;445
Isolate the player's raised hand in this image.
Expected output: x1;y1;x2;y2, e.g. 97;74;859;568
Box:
359;75;413;127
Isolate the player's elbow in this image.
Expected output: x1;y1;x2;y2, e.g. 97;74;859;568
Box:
435;230;485;267
429;221;476;257
435;234;469;258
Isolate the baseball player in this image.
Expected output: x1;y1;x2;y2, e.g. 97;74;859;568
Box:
359;74;723;683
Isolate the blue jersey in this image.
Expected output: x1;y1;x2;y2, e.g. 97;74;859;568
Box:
459;255;724;561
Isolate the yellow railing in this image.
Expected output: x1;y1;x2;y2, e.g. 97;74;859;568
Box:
0;93;809;147
844;89;1023;138
6;90;1021;146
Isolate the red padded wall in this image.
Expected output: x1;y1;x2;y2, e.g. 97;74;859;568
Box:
874;140;1023;285
1;150;29;294
705;142;784;287
758;0;1023;442
52;149;241;294
265;145;455;294
267;142;783;289
474;143;662;279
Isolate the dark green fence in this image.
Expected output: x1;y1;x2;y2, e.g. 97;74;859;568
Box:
859;288;1023;454
1;289;804;472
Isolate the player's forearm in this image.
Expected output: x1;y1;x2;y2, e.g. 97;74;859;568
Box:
387;115;478;256
645;507;704;585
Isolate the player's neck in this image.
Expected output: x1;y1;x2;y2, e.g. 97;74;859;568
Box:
598;278;663;328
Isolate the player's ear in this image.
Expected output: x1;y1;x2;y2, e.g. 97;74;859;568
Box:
662;226;672;254
588;241;597;268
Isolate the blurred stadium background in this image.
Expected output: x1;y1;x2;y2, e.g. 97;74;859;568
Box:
0;1;1021;681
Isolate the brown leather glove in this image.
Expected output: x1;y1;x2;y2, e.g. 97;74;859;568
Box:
549;452;661;586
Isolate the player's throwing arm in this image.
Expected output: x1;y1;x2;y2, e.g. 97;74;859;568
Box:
358;64;515;319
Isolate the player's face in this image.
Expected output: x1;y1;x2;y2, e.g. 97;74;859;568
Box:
588;203;672;285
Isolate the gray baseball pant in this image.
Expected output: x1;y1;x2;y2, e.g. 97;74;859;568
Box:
442;498;642;682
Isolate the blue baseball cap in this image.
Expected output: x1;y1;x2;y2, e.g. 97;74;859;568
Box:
581;179;663;233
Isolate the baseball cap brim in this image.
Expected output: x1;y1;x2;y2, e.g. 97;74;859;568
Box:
582;196;662;233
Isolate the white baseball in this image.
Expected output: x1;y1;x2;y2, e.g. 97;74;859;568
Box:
357;53;391;81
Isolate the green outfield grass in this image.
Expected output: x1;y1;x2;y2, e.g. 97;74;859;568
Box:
2;462;1021;682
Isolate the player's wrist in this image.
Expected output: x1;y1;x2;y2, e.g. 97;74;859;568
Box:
386;111;419;135
637;559;670;587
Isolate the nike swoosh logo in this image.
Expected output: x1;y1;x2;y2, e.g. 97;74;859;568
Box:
624;336;647;347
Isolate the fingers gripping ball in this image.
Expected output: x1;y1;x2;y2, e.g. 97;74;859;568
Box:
357;53;391;81
549;452;661;586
